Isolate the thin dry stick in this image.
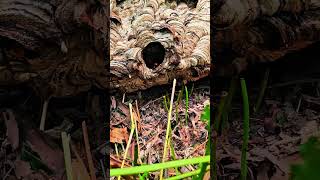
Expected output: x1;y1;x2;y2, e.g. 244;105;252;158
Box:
82;121;97;180
118;103;136;180
160;79;177;180
135;100;142;164
39;99;49;131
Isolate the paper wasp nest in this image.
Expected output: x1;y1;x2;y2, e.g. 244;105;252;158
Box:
110;0;210;92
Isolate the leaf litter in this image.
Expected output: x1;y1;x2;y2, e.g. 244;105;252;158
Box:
214;77;320;179
109;83;210;178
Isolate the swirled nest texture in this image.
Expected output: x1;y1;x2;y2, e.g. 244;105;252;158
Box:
110;0;210;92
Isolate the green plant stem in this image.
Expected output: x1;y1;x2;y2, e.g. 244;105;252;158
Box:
184;85;189;125
166;166;210;180
168;132;180;175
212;78;237;180
197;104;211;180
118;103;136;180
110;155;210;176
254;68;269;113
160;79;177;180
240;78;250;180
163;96;169;111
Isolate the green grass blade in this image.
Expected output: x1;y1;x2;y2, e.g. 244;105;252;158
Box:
110;155;210;176
166;166;210;180
160;79;177;180
184;85;189;125
240;78;250;180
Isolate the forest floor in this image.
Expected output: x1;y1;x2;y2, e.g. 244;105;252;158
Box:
110;79;210;179
213;48;320;179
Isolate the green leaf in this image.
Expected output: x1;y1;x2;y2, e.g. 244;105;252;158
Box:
200;105;210;124
290;137;320;180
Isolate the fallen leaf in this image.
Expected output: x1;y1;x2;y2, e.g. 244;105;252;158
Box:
251;147;289;175
118;102;130;118
257;161;273;180
3;109;19;150
300;120;320;143
14;159;32;178
110;155;130;168
110;127;128;143
25;129;64;175
72;159;91;180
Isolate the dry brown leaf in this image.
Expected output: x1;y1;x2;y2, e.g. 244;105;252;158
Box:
251;147;289;175
24;170;50;180
110;127;128;143
256;161;273;180
14;159;32;178
72;159;91;180
203;171;210;180
3;109;19;150
25;129;64;175
300;120;320;143
118;102;130;118
110;155;130;168
179;126;191;147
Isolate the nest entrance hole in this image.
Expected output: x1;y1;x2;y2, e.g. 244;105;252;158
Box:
142;42;165;69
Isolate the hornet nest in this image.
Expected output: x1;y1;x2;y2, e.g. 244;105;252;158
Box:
110;0;210;92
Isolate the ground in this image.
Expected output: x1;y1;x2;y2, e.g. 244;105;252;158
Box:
213;50;320;179
110;79;210;179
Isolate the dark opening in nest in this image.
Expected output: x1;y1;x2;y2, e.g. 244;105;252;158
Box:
142;42;166;69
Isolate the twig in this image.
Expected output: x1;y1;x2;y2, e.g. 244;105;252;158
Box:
160;79;177;180
135;100;142;164
296;96;302;112
82;121;97;180
39;99;49;131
